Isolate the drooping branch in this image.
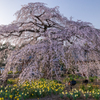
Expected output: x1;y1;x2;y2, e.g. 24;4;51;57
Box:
0;2;100;83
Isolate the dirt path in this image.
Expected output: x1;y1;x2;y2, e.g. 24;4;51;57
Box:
26;95;96;100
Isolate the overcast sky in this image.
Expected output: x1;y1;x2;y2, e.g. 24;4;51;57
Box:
0;0;100;29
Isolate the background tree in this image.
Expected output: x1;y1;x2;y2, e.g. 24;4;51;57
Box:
0;42;16;75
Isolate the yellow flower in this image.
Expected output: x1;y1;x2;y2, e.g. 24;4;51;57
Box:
0;90;2;93
75;94;78;97
9;95;13;99
13;84;17;87
17;89;19;91
19;95;21;97
65;91;68;94
17;98;19;100
92;91;94;93
89;93;91;96
62;92;64;95
1;86;3;88
22;92;24;95
0;97;4;100
70;92;73;95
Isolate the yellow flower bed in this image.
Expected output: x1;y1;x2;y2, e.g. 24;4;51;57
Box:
0;78;65;100
60;88;100;100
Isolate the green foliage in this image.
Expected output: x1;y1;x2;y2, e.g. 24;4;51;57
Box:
7;78;17;84
8;71;21;74
68;74;82;79
87;84;99;91
80;84;99;91
62;77;70;83
93;76;98;79
89;77;94;82
8;71;13;74
68;74;76;81
53;79;62;84
60;93;63;98
80;84;87;91
14;71;21;74
89;76;98;82
84;93;89;99
69;77;74;81
63;74;83;83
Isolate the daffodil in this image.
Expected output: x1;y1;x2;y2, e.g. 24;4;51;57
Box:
9;95;13;99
